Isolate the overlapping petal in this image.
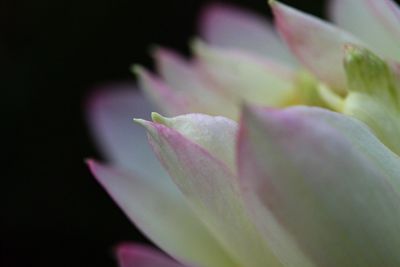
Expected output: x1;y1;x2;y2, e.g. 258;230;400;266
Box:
238;106;400;267
138;116;284;267
193;40;295;107
86;84;164;178
150;113;237;170
329;0;400;61
87;2;400;267
87;160;235;267
136;50;239;119
341;45;400;155
271;1;364;93
199;3;295;64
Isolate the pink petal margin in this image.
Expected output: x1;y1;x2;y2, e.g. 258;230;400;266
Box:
271;1;363;92
116;243;185;267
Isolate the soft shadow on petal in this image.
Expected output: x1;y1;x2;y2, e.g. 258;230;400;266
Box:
238;106;400;267
87;160;235;267
329;0;400;60
271;1;364;93
116;243;186;267
199;3;296;64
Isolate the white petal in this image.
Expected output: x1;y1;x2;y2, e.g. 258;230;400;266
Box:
329;0;400;61
88;160;235;267
151;113;237;170
140;120;284;267
193;40;295;107
272;1;365;92
199;3;296;64
238;106;400;267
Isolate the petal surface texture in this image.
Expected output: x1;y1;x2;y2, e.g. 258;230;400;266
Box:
272;1;364;92
199;3;296;64
329;0;400;61
140;115;284;267
238;106;400;267
88;160;235;267
116;244;185;267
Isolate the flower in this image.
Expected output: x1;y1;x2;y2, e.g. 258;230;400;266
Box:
86;1;400;267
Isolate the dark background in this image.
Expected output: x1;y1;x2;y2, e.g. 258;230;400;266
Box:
0;0;372;266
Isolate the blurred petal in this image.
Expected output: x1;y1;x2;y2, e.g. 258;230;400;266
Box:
238;106;400;267
139;120;284;267
199;3;296;64
342;45;400;155
116;244;185;267
150;48;240;119
88;160;235;267
151;113;237;170
86;84;164;178
193;40;295;107
329;0;400;61
134;67;190;116
271;1;364;92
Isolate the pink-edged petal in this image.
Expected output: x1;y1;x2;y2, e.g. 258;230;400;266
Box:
329;0;400;61
199;3;296;64
151;48;240;119
151;113;237;170
116;244;185;267
272;1;364;92
87;160;235;267
86;84;164;178
193;41;295;107
134;67;190;116
153;48;204;94
238;106;400;267
140;120;284;267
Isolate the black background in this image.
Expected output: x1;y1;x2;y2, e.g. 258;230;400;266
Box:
1;0;392;266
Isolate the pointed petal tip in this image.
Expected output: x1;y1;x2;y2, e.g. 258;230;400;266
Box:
133;118;152;129
151;112;168;124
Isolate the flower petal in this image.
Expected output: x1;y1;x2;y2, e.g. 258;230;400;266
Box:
139;119;284;267
238;106;400;267
116;244;185;267
199;3;296;64
329;0;400;61
342;45;400;156
87;160;235;267
86;84;164;178
150;48;240;119
134;67;190;116
193;40;295;107
151;113;237;170
271;1;364;92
